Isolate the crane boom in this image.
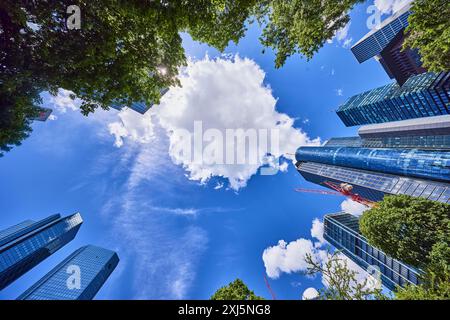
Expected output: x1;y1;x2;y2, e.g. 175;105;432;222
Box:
295;188;341;195
295;181;377;208
264;275;276;300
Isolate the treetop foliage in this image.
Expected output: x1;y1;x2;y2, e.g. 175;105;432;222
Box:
210;278;264;300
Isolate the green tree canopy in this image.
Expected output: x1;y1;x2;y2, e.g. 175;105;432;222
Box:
210;279;264;300
0;0;258;153
395;242;450;300
0;80;41;157
255;0;363;67
1;0;448;154
1;0;261;115
403;0;450;72
359;195;450;269
1;0;363;115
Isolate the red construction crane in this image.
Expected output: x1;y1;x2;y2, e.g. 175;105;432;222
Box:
295;181;376;208
264;275;276;300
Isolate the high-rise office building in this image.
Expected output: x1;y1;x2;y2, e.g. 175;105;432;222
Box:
360;115;450;150
111;102;152;114
376;32;426;86
296;146;450;183
0;213;83;290
323;213;421;291
351;4;426;85
326;115;450;150
351;4;411;64
0;220;35;241
111;88;169;114
337;72;450;127
18;245;119;300
31;107;53;122
296;159;450;204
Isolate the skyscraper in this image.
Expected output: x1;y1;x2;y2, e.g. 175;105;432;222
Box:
296;146;450;183
337;72;450;127
376;32;426;86
18;245;119;300
296;153;450;204
326;115;450;151
31;107;53;122
358;115;450;150
0;213;83;290
351;4;411;64
323;213;421;291
351;3;426;85
111;88;169;114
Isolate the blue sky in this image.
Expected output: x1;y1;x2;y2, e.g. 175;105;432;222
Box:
0;1;405;300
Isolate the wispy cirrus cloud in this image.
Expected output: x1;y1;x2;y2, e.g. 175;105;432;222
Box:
97;130;243;299
36;90;210;299
111;193;208;299
328;22;353;49
100;131;210;299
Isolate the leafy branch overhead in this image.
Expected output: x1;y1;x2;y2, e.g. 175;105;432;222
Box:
256;0;364;67
304;252;385;300
403;0;450;71
1;0;448;154
0;0;363;119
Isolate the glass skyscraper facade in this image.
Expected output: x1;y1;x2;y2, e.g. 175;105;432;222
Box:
111;102;151;114
296;161;450;204
326;135;450;150
337;72;450;127
18;245;119;300
351;4;411;63
111;88;169;114
377;32;426;86
351;4;426;85
0;220;35;243
0;213;83;290
325;137;363;148
31;107;53;122
358;115;450;150
296;146;450;183
324;213;421;291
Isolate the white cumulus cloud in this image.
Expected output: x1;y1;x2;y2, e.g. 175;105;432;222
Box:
108;55;320;190
49;88;81;113
263;238;318;279
263;218;380;294
310;218;326;247
340;199;369;217
108;110;156;147
263;218;327;278
302;287;319;300
374;0;412;14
